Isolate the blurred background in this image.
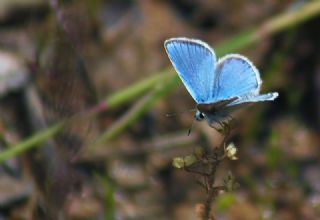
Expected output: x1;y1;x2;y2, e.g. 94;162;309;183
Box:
0;0;320;219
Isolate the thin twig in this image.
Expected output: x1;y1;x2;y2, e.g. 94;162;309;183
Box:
203;161;220;220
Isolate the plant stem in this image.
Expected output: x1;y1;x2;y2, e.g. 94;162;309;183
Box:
202;125;232;220
203;161;219;220
0;122;64;162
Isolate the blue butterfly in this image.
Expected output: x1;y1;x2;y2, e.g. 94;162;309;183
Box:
164;37;278;128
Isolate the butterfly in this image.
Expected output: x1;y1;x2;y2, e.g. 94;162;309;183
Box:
164;37;278;129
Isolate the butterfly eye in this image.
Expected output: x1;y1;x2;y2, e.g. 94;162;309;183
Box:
195;111;205;121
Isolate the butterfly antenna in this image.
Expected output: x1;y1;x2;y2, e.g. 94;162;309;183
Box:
165;109;196;117
188;118;196;136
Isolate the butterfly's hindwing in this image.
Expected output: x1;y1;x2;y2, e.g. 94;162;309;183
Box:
227;92;279;106
213;54;262;101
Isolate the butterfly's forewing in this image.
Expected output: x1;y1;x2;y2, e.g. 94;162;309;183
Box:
213;54;262;101
165;38;216;103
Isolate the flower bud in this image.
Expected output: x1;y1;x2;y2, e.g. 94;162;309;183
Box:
172;157;185;169
184;155;197;166
225;143;238;160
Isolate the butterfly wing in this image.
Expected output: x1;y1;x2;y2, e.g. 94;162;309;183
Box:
228;92;279;107
213;54;262;101
165;38;216;103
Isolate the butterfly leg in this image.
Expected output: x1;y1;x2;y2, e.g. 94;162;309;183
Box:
219;121;230;134
208;121;220;131
227;115;235;123
226;115;237;130
216;116;236;135
207;117;234;134
208;120;228;134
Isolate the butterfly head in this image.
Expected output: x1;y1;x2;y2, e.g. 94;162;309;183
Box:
194;110;206;121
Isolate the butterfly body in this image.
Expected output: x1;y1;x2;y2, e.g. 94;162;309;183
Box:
164;37;278;127
195;97;238;126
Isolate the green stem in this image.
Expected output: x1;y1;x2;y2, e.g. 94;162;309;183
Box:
0;122;64;162
105;69;174;109
96;74;179;143
255;1;320;37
